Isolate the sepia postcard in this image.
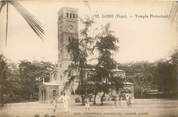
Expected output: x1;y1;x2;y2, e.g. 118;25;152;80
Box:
0;0;178;117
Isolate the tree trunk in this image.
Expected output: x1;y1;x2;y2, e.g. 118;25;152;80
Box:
81;95;85;105
0;87;4;107
93;93;97;105
79;69;85;105
100;91;105;105
0;91;3;107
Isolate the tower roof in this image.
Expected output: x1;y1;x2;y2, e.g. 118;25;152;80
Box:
58;7;78;14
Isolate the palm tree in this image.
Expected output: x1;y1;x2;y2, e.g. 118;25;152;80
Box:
0;0;45;45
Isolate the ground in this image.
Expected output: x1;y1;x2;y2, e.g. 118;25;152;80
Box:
0;99;178;117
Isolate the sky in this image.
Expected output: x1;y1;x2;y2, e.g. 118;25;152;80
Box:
0;0;178;64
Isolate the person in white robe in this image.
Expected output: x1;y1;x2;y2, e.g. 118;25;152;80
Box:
58;93;70;112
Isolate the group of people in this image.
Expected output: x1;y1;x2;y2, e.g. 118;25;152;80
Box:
114;93;132;107
51;93;70;113
51;93;133;113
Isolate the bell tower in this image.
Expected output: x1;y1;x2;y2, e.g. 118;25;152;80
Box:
57;7;78;91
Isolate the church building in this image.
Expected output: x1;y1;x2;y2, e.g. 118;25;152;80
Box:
38;7;134;103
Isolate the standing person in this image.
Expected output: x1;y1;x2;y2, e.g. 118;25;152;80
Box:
125;94;129;106
63;93;69;112
115;95;119;106
85;97;90;111
119;95;122;106
58;92;70;112
51;97;58;113
128;95;132;107
126;94;132;107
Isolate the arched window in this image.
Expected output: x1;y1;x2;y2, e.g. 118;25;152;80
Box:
66;13;69;18
60;75;62;80
68;36;71;42
70;13;72;18
53;90;57;97
73;14;75;18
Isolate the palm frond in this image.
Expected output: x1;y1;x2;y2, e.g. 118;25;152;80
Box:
5;2;8;46
9;1;45;39
0;1;6;14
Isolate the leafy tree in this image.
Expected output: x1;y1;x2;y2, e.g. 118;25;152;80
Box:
65;17;95;105
19;61;55;100
170;50;178;95
171;50;178;65
119;62;158;98
156;61;177;96
0;59;55;104
0;56;25;104
95;23;119;105
0;55;9;106
3;63;20;102
66;20;120;105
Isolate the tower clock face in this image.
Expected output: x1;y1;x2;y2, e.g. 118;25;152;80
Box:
62;19;77;33
69;24;73;30
67;24;75;32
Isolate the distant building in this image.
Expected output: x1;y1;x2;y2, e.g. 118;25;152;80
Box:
122;82;134;98
111;69;126;79
111;69;134;98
